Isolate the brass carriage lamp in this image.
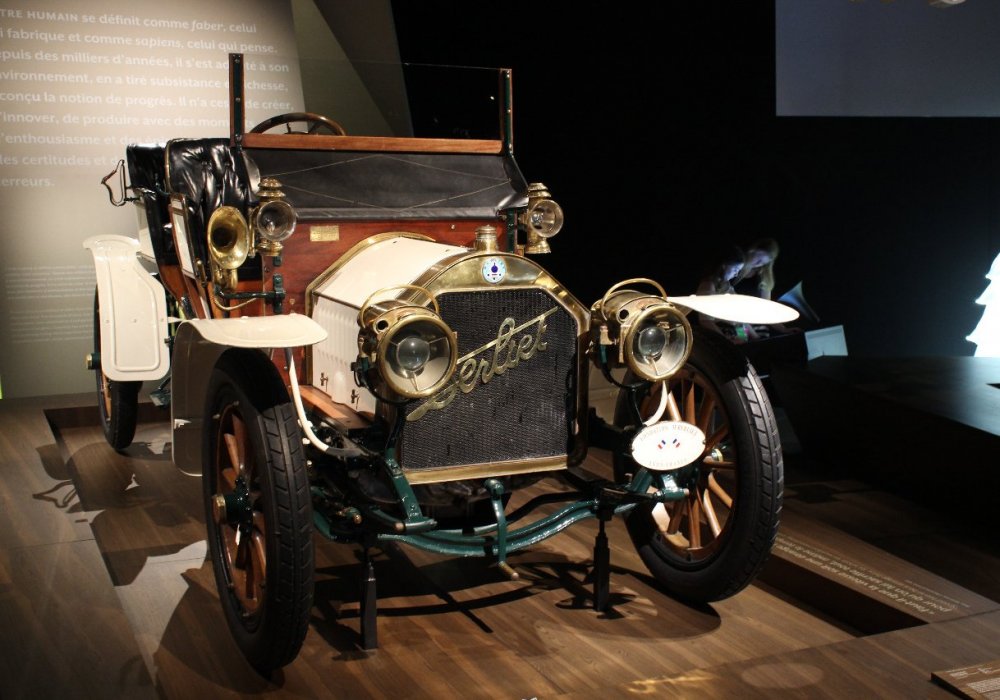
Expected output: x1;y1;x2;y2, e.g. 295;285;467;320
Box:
520;182;564;254
253;177;297;256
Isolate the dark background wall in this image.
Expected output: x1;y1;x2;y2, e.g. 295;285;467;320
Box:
390;0;999;358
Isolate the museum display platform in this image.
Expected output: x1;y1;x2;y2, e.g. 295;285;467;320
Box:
2;388;1000;699
773;356;1000;520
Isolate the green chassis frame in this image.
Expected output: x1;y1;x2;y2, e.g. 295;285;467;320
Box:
306;397;694;649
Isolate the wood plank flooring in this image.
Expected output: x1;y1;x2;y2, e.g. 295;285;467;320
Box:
1;394;998;698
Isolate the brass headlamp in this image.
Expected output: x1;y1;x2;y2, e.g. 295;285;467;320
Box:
590;278;692;382
520;182;564;254
357;285;458;399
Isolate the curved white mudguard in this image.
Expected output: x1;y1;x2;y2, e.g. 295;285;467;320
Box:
182;314;328;348
84;235;170;382
669;294;799;324
170;314;328;476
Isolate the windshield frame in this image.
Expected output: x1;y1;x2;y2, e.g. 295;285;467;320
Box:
229;53;513;155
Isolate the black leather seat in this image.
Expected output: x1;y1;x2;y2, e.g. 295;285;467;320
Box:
163;138;256;275
125;144;175;264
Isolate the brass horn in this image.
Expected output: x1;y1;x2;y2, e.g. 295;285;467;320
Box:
207;205;252;291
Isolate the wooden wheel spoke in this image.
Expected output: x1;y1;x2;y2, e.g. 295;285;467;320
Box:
247;530;266;601
665;388;683;422
687;496;702;548
220;467;239;491
100;375;113;417
701;487;722;537
222;528;239;576
665;501;684;535
703;457;736;470
252;511;266;536
231;414;248;476
708;472;733;508
705;424;729;453
651;502;671;532
683;380;697;423
223;433;242;473
696;395;716;433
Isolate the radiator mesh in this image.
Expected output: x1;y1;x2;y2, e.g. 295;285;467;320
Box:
400;288;578;471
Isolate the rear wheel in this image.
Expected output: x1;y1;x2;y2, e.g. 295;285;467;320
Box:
204;355;314;674
93;291;140;450
614;329;782;601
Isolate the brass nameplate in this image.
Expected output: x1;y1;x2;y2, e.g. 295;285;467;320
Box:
310;225;340;242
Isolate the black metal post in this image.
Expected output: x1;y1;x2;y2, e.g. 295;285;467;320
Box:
359;546;378;650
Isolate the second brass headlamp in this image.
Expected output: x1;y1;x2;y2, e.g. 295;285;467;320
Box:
590;278;692;382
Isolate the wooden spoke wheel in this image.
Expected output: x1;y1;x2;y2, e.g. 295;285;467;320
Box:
204;355;314;674
93;290;139;450
614;329;783;602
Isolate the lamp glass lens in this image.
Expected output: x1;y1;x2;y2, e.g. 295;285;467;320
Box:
529;200;564;238
396;335;431;372
256;201;296;242
629;310;690;380
636;324;667;361
382;317;456;396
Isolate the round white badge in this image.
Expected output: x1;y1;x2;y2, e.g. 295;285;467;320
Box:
482;257;506;284
630;421;707;472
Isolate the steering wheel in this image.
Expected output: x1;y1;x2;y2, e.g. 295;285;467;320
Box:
249;112;346;136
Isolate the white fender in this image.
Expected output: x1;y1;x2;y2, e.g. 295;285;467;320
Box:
669;294;799;324
84;235;170;381
170;314;327;476
182;314;327;348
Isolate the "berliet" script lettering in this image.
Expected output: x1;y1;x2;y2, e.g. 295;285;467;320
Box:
407;307;559;421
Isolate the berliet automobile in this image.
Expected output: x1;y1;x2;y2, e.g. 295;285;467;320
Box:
86;54;796;673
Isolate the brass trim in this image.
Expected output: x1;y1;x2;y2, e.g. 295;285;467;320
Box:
404;456;567;485
359;284;441;323
597;278;667;321
412;252;591;331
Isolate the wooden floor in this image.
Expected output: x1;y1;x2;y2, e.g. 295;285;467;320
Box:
2;393;1000;698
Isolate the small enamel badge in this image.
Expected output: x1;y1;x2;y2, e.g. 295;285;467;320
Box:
631;421;707;471
482;256;506;284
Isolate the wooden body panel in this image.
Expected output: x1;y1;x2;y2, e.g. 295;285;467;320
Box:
242;132;504;154
274;219;505;318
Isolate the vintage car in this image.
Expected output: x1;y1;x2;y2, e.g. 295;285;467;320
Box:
86;54;795;673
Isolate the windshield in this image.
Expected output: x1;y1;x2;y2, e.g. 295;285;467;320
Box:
242;54;506;141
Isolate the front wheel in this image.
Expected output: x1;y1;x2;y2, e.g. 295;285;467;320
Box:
204;355;314;674
614;329;783;602
94;290;140;450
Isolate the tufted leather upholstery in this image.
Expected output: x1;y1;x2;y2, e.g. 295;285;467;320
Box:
125;144;176;264
164;138;254;268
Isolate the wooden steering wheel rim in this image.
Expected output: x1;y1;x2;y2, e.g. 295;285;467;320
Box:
248;112;346;136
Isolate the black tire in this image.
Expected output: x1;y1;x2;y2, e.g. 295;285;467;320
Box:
203;354;314;674
614;329;783;602
93;290;140;450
